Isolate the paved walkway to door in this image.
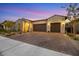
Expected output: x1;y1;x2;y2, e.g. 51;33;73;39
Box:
8;32;79;55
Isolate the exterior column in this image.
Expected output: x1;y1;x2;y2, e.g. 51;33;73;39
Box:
14;20;18;31
21;21;25;32
60;22;65;33
47;21;50;32
29;22;33;32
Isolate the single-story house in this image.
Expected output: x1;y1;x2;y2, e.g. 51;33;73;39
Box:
15;15;70;33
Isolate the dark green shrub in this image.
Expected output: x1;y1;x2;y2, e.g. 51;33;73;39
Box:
74;36;79;40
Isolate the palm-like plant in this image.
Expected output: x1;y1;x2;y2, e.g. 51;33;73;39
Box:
62;3;79;35
67;3;79;35
2;20;15;31
67;4;77;19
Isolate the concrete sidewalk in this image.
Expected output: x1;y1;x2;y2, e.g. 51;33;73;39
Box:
0;36;69;56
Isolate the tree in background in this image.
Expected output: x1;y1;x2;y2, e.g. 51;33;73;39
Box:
2;20;15;31
67;4;79;35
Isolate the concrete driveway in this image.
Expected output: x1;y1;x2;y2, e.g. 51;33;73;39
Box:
8;32;79;55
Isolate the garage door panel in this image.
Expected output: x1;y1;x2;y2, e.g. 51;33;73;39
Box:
51;23;60;32
33;24;46;32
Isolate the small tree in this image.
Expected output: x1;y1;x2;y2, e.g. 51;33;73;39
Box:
2;20;15;31
67;3;79;36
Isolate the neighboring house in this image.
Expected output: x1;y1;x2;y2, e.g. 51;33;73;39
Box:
16;15;70;33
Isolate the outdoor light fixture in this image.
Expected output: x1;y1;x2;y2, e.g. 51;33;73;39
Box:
48;23;50;26
27;23;29;26
62;22;65;24
65;19;70;23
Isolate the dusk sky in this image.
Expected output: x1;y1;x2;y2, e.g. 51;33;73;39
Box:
0;3;72;22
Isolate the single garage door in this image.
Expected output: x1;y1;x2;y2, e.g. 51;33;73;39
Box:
51;23;60;32
33;24;46;32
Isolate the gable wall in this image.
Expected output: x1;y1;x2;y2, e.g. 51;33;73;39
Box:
32;20;47;24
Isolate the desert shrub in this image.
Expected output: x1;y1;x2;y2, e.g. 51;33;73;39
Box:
67;33;74;37
74;36;79;40
67;33;79;41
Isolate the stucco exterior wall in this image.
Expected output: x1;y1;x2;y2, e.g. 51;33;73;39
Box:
48;15;65;22
47;20;50;32
32;20;47;24
60;22;65;33
48;15;66;33
15;19;23;32
16;19;32;33
21;21;25;32
16;15;66;33
29;22;33;32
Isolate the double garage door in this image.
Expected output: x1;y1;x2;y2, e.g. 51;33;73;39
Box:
33;24;46;32
33;23;60;32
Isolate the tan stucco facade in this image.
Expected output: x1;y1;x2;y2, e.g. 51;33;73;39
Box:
15;19;32;32
16;15;69;33
21;20;32;32
47;15;66;33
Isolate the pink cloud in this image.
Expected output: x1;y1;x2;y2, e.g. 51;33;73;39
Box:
0;7;67;16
